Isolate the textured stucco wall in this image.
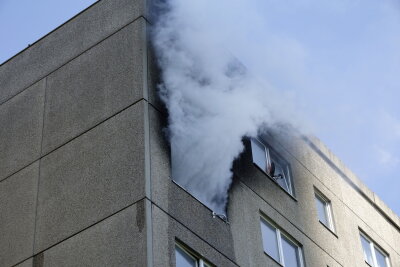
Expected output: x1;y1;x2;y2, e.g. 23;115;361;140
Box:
0;1;150;266
1;0;399;267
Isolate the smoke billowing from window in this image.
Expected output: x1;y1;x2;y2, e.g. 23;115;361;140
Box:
151;0;309;213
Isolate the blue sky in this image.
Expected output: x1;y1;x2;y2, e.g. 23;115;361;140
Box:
256;0;400;216
1;0;399;215
0;0;96;64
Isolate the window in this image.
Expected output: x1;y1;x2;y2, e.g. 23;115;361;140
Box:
175;243;213;267
260;217;304;267
251;138;293;195
314;190;335;232
360;233;390;267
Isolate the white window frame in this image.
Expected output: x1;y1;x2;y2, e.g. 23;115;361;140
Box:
251;138;293;195
175;243;213;267
314;190;335;232
360;232;391;267
260;216;304;267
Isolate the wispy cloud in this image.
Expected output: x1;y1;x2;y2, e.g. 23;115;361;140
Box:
374;145;400;168
380;111;400;139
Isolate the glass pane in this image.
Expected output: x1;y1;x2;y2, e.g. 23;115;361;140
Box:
269;150;291;193
281;236;300;267
272;159;286;178
375;248;388;267
260;220;280;262
274;162;289;192
251;139;267;171
360;235;373;265
315;196;328;226
175;246;197;267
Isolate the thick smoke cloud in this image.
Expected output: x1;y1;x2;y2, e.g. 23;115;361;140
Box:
151;0;308;213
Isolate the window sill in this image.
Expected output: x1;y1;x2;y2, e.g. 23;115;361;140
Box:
254;163;298;202
319;220;338;238
263;252;283;267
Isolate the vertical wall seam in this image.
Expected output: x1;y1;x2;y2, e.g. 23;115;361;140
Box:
141;13;153;267
32;77;47;256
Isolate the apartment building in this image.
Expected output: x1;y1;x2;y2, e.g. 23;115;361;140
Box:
0;1;399;266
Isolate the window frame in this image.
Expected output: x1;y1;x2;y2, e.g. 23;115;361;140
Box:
314;189;335;233
260;216;305;267
175;242;213;267
359;232;391;267
251;138;294;196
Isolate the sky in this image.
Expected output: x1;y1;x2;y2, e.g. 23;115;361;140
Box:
0;0;96;64
1;1;399;215
255;0;400;215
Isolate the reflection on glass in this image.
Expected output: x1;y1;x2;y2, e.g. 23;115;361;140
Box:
281;236;300;267
315;196;328;226
251;138;293;194
175;246;196;267
360;235;373;265
273;160;288;191
375;249;388;267
260;220;280;262
269;149;291;193
251;139;267;171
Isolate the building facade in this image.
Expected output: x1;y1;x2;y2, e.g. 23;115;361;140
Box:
0;1;399;266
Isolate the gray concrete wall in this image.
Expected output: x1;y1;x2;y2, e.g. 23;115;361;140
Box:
148;64;400;267
229;132;400;267
1;0;399;266
0;0;152;266
148;79;400;267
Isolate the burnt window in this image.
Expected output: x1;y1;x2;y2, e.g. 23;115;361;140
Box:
251;138;293;195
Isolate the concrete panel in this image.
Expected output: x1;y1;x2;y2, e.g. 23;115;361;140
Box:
40;202;147;267
147;43;166;112
163;182;236;261
0;162;39;267
152;204;238;267
0;0;146;104
268;133;345;201
34;103;145;252
148;105;171;202
0;80;45;181
233;136;352;263
232;140;303;228
305;135;376;202
42;19;145;154
15;258;33;267
373;193;400;230
340;178;397;247
268;133;400;261
392;227;400;265
229;182;265;267
229;182;345;267
338;208;377;267
355;217;400;265
148;106;236;261
301;239;343;267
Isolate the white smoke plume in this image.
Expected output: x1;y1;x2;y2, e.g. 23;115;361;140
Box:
151;0;308;213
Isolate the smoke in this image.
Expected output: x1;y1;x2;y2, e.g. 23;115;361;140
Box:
151;0;310;213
